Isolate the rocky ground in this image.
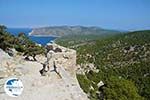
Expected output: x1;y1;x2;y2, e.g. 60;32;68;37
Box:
0;47;88;100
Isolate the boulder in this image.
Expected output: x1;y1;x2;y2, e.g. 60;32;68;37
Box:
97;81;104;88
54;47;62;53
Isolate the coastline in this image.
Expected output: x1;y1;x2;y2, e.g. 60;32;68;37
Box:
28;30;60;38
29;34;61;38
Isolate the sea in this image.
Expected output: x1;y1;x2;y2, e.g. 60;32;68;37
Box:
7;28;57;45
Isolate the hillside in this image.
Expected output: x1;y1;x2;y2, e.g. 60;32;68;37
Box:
73;30;150;100
29;26;120;37
1;25;150;100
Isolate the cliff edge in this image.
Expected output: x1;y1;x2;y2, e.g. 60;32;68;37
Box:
0;44;89;100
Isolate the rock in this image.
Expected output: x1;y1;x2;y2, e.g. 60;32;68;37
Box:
11;48;18;56
5;48;18;57
46;45;53;52
14;67;29;75
97;81;104;88
46;44;77;77
112;43;116;48
0;44;89;100
129;46;135;52
77;63;98;74
89;85;94;90
54;47;62;53
76;65;85;75
0;49;11;60
36;43;42;47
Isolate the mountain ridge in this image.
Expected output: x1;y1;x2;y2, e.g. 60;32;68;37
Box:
29;26;121;37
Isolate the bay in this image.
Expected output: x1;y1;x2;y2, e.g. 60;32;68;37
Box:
7;28;57;45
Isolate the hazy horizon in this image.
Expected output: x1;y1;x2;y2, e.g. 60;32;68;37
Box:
0;0;150;31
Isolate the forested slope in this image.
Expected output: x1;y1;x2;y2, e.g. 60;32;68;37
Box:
75;30;150;100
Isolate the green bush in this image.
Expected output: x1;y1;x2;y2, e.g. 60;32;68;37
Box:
14;45;25;52
103;76;144;100
0;25;45;58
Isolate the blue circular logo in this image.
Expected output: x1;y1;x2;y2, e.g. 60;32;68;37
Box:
4;78;24;97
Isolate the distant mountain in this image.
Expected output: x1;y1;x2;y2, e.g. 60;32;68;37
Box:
29;26;121;37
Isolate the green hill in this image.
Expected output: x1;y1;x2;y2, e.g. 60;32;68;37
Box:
69;30;150;100
30;26;121;36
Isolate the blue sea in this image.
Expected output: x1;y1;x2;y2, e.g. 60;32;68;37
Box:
7;28;57;45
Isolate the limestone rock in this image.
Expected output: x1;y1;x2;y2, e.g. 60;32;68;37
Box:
0;45;89;100
46;43;77;77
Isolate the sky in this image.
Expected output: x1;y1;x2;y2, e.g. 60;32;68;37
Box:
0;0;150;30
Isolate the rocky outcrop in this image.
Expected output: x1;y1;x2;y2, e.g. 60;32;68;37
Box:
46;43;77;77
76;63;99;75
0;45;89;100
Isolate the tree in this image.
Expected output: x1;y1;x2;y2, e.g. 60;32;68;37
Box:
0;25;6;33
103;76;144;100
0;25;11;50
23;44;45;61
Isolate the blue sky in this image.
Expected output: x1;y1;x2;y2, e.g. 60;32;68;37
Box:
0;0;150;30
